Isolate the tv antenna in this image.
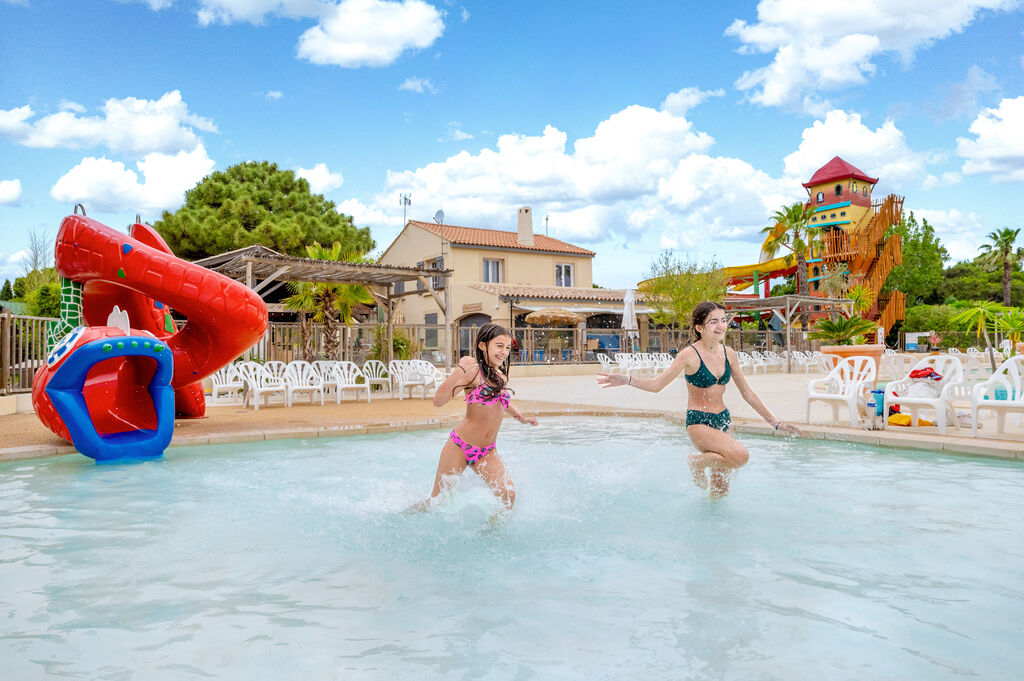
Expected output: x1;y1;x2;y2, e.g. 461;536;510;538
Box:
399;193;411;225
433;209;445;225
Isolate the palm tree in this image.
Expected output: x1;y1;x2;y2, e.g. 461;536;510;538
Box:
979;227;1022;307
952;300;1007;371
807;315;878;346
761;201;824;330
995;307;1024;353
283;242;375;361
846;284;876;317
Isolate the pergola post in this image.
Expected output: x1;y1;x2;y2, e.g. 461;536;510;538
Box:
386;284;394;365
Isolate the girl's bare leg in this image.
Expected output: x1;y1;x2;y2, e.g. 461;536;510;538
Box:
474;450;516;510
686;425;750;497
408;440;468;511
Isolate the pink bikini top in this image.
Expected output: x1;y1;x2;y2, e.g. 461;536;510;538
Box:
465;372;510;409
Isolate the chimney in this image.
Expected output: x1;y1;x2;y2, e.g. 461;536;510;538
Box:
517;206;534;246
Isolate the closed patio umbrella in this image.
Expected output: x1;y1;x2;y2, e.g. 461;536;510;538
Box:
622;289;639;350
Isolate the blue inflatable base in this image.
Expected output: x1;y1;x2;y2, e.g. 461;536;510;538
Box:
46;335;175;462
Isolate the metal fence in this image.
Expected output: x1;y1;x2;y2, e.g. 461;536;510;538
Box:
9;312;1008;396
1;312;54;395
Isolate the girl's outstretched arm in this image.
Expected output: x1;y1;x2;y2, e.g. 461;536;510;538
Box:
597;349;691;393
727;348;802;435
507;403;538;426
433;356;478;407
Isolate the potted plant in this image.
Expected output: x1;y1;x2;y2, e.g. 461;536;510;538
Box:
927;332;943;355
808;314;884;374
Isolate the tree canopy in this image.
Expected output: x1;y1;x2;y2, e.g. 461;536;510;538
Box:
640;251;727;331
883;211;948;305
0;279;12;299
153;161;375;260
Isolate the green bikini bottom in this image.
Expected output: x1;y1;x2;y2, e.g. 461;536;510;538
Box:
686;408;731;432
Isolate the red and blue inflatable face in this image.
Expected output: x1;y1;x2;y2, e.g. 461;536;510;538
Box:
32;326;175;462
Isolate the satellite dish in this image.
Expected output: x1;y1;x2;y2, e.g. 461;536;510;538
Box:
433;210;444;225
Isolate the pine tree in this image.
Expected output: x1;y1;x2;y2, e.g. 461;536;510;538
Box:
153;161;374;260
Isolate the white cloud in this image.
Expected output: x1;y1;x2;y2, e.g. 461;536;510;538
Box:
934;65;998;119
660;86;725;116
0;91;215;156
264;90;284;100
460;6;468;21
0;179;22;205
295;162;344;193
58;99;86;113
50;144;216;214
398;77;438;94
726;0;1021;110
195;0;324;25
922;171;962;190
6;250;28;265
352;97;794;251
957;96;1024;182
782;109;927;188
296;0;445;67
914;208;986;261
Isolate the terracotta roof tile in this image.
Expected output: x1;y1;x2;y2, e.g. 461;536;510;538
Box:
467;282;644;302
802;156;878;188
409;220;595;256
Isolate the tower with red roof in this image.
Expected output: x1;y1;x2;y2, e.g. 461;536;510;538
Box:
802;156;905;333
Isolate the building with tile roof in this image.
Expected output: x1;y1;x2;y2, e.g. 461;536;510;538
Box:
379;207;652;358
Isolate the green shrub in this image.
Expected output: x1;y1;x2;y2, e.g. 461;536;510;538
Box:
903;304;960;332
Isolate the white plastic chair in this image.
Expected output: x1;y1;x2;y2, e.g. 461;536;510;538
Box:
410;359;444;394
239;362;289;410
806;356;877;426
737;351;766;374
883;354;965;434
283;360;325;406
388;360;429;399
330;361;371;403
596;353;617;374
962;355;1024;436
210;363;245;403
360;360;391;393
312;360;341;395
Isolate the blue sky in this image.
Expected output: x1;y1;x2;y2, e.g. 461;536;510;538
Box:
2;0;1023;290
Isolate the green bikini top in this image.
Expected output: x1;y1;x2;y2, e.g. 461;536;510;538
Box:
685;344;731;388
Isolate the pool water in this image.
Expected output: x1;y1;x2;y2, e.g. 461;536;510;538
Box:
1;417;1022;680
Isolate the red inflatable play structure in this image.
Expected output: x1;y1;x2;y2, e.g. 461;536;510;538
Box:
32;214;268;461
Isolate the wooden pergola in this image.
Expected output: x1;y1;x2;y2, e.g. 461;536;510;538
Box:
723;295;854;373
194;245;454;368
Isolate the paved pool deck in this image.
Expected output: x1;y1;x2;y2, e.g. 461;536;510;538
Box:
2;369;1023;462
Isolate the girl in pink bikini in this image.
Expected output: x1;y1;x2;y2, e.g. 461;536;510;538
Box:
421;323;537;510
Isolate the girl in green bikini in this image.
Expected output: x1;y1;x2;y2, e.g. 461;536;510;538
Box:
597;300;800;496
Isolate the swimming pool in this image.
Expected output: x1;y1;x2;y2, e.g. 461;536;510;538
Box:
1;417;1021;680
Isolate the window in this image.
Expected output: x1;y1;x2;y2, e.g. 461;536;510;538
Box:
830;213;836;218
812;266;820;291
416;257;445;290
425;312;438;347
811;216;817;221
430;256;444;290
852;181;858;193
834;184;843;196
816;191;824;203
840;211;846;217
862;185;868;197
555;263;574;287
394;280;404;295
483;258;503;283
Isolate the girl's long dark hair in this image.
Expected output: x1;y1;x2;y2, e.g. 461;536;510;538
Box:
690;301;726;342
474;322;512;392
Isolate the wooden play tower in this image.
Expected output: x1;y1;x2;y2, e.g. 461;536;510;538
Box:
802;156;905;333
